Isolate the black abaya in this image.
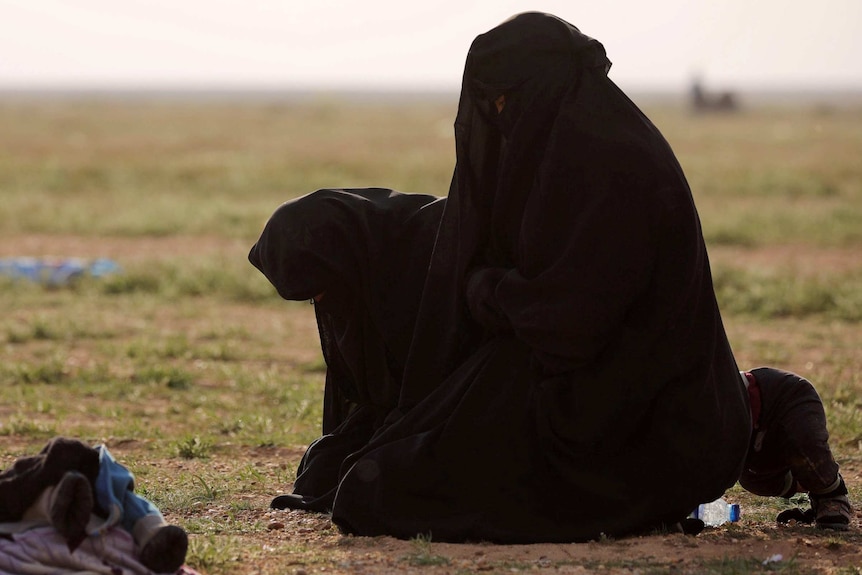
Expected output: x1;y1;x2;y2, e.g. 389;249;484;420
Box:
248;187;444;510
252;12;751;542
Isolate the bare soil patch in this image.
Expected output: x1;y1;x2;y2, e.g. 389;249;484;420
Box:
711;244;862;275
153;444;862;575
0;233;251;262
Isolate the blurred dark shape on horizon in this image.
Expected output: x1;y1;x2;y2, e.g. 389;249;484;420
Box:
690;76;739;113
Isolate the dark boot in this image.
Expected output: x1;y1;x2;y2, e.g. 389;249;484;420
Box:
139;524;189;573
813;495;852;530
811;475;853;531
50;471;93;550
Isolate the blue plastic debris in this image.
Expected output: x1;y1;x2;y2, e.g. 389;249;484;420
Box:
0;257;122;286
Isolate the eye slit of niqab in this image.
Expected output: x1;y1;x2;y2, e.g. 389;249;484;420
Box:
494;94;506;113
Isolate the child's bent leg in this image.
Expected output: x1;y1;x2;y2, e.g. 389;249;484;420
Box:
121;489;164;535
750;368;851;529
20;472;93;548
739;466;796;498
95;445;188;570
739;426;797;498
777;384;840;494
95;445;161;533
127;495;188;573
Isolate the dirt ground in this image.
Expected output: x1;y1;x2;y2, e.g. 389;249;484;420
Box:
102;438;859;575
0;233;252;263
164;446;862;575
4;234;861;574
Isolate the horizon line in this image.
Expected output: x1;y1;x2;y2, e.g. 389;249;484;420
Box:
1;79;862;93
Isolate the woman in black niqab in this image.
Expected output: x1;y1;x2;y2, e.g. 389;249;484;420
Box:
248;188;444;511
321;12;751;542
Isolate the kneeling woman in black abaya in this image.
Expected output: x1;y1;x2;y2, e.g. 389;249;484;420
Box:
252;12;751;543
249;188;445;511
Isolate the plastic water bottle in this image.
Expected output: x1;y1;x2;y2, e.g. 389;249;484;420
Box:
691;498;740;526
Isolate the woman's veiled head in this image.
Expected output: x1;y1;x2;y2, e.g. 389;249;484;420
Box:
248;190;370;307
249;188;445;321
464;12;610;136
449;13;612;265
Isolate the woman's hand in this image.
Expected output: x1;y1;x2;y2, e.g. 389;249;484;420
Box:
466;267;512;334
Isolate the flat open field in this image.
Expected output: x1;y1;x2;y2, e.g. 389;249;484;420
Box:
1;92;861;574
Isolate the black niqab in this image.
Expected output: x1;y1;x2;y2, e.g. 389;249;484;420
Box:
399;13;615;407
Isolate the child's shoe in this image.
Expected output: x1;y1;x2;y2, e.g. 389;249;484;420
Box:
813;494;852;531
50;471;94;548
139;524;189;574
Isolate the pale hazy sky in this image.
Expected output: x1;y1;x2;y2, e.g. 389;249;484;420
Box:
1;0;860;91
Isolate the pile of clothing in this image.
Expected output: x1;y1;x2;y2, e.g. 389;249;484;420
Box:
0;437;193;575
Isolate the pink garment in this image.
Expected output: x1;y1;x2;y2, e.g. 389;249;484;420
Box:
0;525;198;575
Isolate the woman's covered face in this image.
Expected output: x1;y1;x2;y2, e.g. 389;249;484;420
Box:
494;94;506;113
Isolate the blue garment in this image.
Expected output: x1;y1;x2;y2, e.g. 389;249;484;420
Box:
93;445;163;535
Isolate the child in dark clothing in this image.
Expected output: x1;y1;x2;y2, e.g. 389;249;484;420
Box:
740;367;852;530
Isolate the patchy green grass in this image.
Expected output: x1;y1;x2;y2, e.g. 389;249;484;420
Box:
404;534;451;567
0;98;455;237
713;266;862;320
